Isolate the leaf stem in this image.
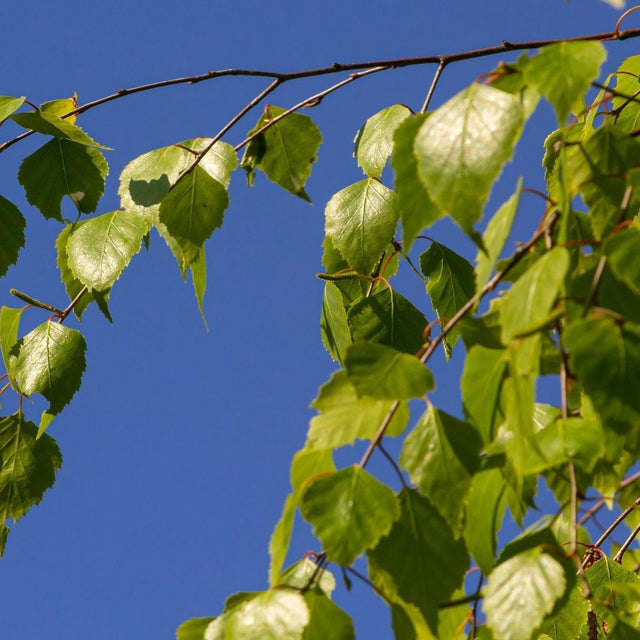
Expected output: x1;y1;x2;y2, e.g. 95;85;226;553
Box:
420;59;446;113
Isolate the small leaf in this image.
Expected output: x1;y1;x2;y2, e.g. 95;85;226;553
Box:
158;166;228;269
11;110;108;148
66;210;150;291
268;493;296;587
241;104;321;201
11;321;86;415
176;617;216;640
414;84;523;234
290;448;336;494
0;195;26;278
524;41;607;124
320;282;352;364
303;589;355;640
190;246;208;329
484;550;566;640
325;178;399;275
0;96;25;122
18;138;108;221
354;104;412;178
345;342;434;400
0;306;24;382
400;406;481;534
299;466;399;566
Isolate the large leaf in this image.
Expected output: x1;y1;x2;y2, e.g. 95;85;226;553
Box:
0;415;62;554
299;466;399;566
320;282;351;364
0;96;25;122
344;343;434;400
325;178;399;275
347;288;427;354
500;247;569;341
305;370;408;450
66;209;150;291
524;41;606;124
484;549;566;640
391;114;442;252
414;84;523;234
158;165;228;268
10;321;86;416
18;139;108;221
420;240;475;355
0;195;26;278
400;406;481;534
303;589;355;640
11;110;108;148
354;104;412;178
240;104;321;201
368;489;469;634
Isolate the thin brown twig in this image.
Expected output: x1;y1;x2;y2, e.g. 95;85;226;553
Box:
614;520;640;564
420;59;446;113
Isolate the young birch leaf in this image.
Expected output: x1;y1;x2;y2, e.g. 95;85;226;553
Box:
303;590;355;640
39;96;78;121
11;321;86;415
354;104;412;178
368;489;469;634
241;104;321;201
605;223;640;295
176;617;216;640
0;195;26;278
475;178;523;293
484;550;566;640
190;246;208;329
612;55;640;132
158;166;228;269
524;41;606;124
325;178;399;275
18;139;108;221
320;282;352;364
420;241;475;355
0;415;62;525
400;406;481;534
0;306;24;383
66;209;150;291
414;84;523;235
299;466;399;566
268;493;296;588
305;370;409;450
500;247;569;342
11;110;109;148
391;114;443;252
345;342;434;400
347;288;428;354
0;96;25;122
56;225;112;322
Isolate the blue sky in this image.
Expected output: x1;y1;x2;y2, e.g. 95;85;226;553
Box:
0;1;636;638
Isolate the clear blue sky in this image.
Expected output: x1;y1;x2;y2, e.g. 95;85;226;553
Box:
0;1;635;638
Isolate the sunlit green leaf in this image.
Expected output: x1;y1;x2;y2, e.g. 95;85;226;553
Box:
612;54;640;132
268;493;296;587
299;466;399;566
320;282;352;364
176;617;216;640
537;581;588;640
190;246;208;329
414;84;523;234
0;96;25;122
488;54;540;120
11;110;108;148
0;195;26;278
355;104;412;178
279;558;335;595
605;223;640;296
0;306;23;383
325;178;399;274
303;589;355;640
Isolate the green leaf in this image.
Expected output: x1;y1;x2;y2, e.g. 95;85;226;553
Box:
0;414;62;524
325;178;399;275
345;343;434;400
463;467;508;575
305;370;409;450
605;223;640;295
488;54;540;120
240;104;321;201
320;282;352;364
18;139;108;221
176;617;216;640
0;96;25;122
537;582;588;640
0;195;26;278
608;622;640;640
189;246;208;329
354;104;412;178
484;550;567;640
158;165;229;269
420;241;475;355
0;306;24;382
66;209;150;291
565;318;640;432
391;114;442;252
56;224;112;322
290;448;336;494
524;41;606;124
501;247;569;342
279;558;335;595
268;493;296;587
347;289;427;355
400;406;481;534
585;557;640;625
612;55;640;132
11;321;86;415
39;96;77;121
475;179;523;293
368;489;469;633
299;466;399;566
461;345;507;445
414;84;523;234
303;589;355;640
11;110;108;148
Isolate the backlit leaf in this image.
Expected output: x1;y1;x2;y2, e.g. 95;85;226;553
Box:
0;195;26;277
320;282;352;364
11;110;108;148
299;466;399;566
190;246;208;328
0;306;24;383
0;96;25;122
605;223;640;295
303;589;355;640
268;493;296;587
176;617;216;640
